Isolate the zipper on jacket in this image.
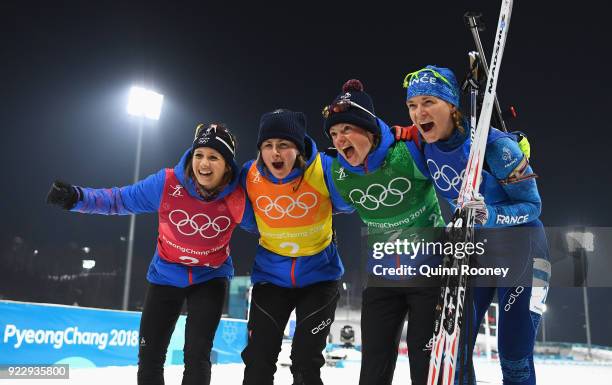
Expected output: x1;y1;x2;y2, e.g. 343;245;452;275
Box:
290;258;297;287
188;267;193;285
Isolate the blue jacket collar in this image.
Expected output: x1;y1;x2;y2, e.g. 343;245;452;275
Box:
431;121;469;152
336;118;393;175
174;148;240;201
256;135;318;184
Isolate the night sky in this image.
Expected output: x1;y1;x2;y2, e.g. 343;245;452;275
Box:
1;1;611;346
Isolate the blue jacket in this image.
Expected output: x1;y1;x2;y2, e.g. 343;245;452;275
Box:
240;135;354;288
71;148;242;287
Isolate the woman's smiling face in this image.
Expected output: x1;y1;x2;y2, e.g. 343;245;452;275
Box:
191;147;228;191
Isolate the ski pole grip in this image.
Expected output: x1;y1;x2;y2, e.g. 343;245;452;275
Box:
464;11;484;31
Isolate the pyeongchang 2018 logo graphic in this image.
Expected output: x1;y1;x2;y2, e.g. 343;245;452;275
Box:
426;159;465;194
348;177;411;211
255;192;318;219
168;210;231;238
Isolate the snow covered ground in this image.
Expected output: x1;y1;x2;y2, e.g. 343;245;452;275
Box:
6;358;612;385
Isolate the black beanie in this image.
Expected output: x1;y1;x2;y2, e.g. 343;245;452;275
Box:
257;109;306;154
192;123;236;165
323;79;379;137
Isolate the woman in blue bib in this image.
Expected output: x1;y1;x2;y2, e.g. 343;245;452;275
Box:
398;65;551;385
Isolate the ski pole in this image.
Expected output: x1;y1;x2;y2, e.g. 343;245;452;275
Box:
468;51;479;143
464;12;508;132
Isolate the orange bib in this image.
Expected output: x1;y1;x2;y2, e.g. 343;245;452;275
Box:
246;154;333;256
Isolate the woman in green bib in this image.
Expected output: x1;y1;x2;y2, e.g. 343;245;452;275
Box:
322;79;445;385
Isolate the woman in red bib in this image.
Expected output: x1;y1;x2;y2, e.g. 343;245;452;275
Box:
239;109;353;385
46;123;245;385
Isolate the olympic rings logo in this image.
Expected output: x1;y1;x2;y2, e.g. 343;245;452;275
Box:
255;192;318;219
168;210;231;238
426;159;464;193
348;177;412;211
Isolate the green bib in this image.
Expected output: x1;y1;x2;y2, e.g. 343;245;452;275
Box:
332;142;445;244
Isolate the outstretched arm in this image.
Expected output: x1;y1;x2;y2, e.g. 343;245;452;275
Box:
47;169;166;215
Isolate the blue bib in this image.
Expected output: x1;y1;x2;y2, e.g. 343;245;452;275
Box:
424;128;511;208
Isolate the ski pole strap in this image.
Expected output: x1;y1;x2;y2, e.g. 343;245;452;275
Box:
461;55;481;93
499;156;538;185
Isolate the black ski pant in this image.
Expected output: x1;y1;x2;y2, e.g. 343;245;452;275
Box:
241;280;340;385
358;285;439;385
137;278;227;385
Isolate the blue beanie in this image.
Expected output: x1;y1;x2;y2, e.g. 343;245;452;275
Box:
404;65;460;108
323;79;379;136
257;109;306;154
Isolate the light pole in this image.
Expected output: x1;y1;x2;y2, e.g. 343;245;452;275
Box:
123;86;163;310
566;228;595;359
81;246;95;271
342;282;350;322
541;304;547;343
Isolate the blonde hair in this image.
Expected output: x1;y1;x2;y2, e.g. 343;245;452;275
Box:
452;109;465;134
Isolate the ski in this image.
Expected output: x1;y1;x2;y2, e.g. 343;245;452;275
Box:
440;211;474;385
427;1;514;384
427;258;453;385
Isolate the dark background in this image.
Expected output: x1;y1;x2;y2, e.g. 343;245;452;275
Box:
1;1;610;346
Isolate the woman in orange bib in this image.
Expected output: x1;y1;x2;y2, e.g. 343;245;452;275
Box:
239;109;353;385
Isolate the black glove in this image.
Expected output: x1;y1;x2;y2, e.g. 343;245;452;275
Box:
46;180;80;210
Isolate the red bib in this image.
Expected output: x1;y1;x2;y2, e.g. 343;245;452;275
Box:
157;169;244;267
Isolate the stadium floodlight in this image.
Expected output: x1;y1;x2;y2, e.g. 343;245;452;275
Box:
122;85;164;311
127;86;164;120
566;231;594;252
82;260;96;269
565;227;595;360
